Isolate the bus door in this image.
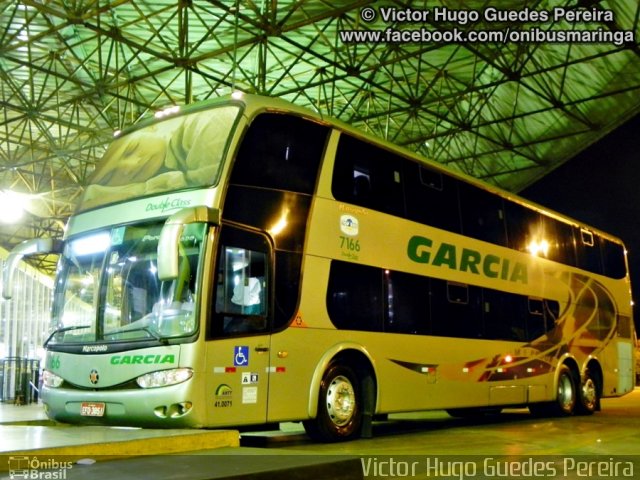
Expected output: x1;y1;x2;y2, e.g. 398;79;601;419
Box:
206;225;273;426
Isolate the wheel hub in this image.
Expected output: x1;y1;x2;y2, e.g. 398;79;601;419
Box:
582;378;597;407
326;375;356;426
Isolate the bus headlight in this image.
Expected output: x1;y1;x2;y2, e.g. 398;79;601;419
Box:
42;370;64;388
136;368;193;389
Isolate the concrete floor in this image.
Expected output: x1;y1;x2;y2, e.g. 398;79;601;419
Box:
276;387;640;456
1;388;639;479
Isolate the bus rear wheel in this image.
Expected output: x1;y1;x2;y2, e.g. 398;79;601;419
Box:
575;369;599;415
304;363;362;442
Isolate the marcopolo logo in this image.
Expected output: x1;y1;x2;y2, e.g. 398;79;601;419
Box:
82;345;108;353
145;196;191;214
407;235;528;284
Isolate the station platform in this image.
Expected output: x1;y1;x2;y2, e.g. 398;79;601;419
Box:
0;402;362;479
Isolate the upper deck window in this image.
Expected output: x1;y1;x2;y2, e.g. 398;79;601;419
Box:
332;133;405;215
79;105;241;211
230;113;329;194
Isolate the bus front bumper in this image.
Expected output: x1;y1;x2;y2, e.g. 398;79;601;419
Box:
41;380;205;428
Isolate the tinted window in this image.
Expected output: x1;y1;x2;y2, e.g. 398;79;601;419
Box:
326;261;560;342
601;238;626;279
505;201;542;253
332;134;405;215
482;292;556;342
430;280;482;338
574;227;603;275
274;252;303;329
482;289;522;341
405;164;461;233
327;262;430;335
542;217;576;266
232;113;328;194
223;186;311;252
526;298;547;341
327;261;383;331
459;183;507;245
385;270;430;334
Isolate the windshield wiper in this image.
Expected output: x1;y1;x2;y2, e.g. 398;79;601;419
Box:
44;325;92;347
108;326;169;344
137;326;169;344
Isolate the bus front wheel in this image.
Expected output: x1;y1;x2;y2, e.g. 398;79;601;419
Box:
304;363;362;442
529;365;577;417
554;366;577;415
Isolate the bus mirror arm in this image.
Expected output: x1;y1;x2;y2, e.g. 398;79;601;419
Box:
2;238;63;300
157;206;220;281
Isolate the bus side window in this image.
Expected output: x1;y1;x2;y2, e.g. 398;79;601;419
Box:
430;280;482;338
527;297;546;341
404;164;462;234
459;183;507;246
542;217;576;266
505;201;542;254
353;168;372;202
384;270;430;335
482;289;519;341
332;134;404;216
212;227;271;337
601;238;626;279
231;113;328;194
575;227;603;275
326;261;383;332
545;300;560;328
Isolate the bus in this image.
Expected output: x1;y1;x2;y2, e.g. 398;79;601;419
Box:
2;92;635;442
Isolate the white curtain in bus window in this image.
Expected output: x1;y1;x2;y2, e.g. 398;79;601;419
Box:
216;246;268;334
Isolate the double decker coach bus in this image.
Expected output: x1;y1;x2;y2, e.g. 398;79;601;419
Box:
2;93;635;442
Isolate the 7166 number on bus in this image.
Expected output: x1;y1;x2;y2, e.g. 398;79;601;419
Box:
340;236;360;252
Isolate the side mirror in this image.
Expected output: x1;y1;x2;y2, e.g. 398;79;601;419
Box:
2;238;63;299
157;206;220;281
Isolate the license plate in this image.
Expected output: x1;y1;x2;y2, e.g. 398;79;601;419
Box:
80;402;105;417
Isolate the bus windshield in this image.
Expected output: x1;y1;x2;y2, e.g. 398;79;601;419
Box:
49;221;206;346
79;105;240;211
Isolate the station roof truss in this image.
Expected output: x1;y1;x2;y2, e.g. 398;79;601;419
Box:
0;0;639;274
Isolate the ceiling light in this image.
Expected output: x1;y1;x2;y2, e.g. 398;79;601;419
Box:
0;191;27;224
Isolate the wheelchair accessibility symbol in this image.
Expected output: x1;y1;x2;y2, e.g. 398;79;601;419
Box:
234;346;249;367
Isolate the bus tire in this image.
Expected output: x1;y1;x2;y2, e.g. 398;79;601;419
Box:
553;365;577;416
575;369;599;415
303;363;362;442
529;365;577;417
